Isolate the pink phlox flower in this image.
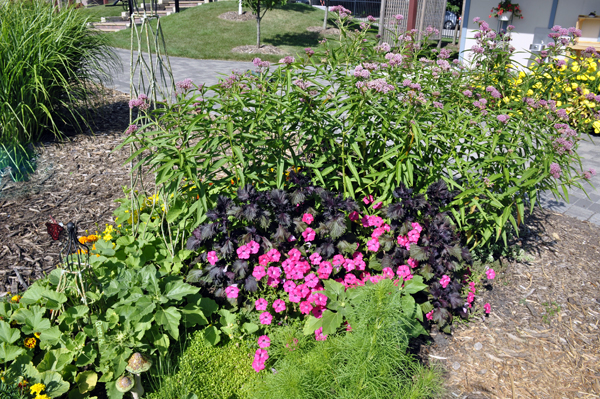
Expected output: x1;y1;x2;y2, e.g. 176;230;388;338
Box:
300;301;313;315
486;269;496;280
315;327;328;341
302;227;316;241
332;254;345;267
397;235;410;250
237;245;251;259
403;274;413;281
407;229;420;244
252;360;265;373
407;258;418;269
367;238;380;252
295;284;311;298
288;248;302;261
425;310;434;321
370;216;384;227
206;251;218;266
371;227;385;238
257;335;271;349
302;213;314;225
397;265;413;280
439;275;451;289
311;306;324;318
267;248;281;262
349;211;360;221
255;298;268;311
225;286;239;299
382;267;395;279
267;266;281;279
252;266;266;280
304;273;319;288
344;259;355;272
258;254;270;266
288;267;305;280
259;312;273;325
247;240;260;254
273;299;286;313
267;277;280;288
309;252;322;265
288;290;302;303
354;257;366;271
467;291;475;304
372;201;383;210
344;273;358;287
317;261;333;279
411;222;422;233
312;293;327;307
283;280;297;293
254;348;269;363
484;303;491;314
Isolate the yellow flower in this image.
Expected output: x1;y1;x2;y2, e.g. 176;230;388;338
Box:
103;234;113;241
86;235;99;243
34;332;41;338
557;101;562;107
24;337;37;349
35;395;51;399
593;120;600;133
30;383;45;395
78;236;88;244
526;89;534;96
11;295;20;303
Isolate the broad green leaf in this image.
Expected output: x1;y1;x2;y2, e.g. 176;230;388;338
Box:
0;343;25;363
155;306;181;339
320;310;344;335
0;320;20;344
203;326;221;346
403;275;428;294
76;370;98;394
164;280;200;301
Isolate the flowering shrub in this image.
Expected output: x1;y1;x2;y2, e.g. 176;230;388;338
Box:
123;10;595;248
186;178;485;339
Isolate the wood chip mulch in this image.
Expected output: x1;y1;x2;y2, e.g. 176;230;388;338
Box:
0;89;132;294
231;44;287;55
425;209;600;399
218;11;256;22
306;26;340;35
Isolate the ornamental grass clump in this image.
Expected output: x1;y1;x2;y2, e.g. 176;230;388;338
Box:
125;8;595;248
0;0;116;146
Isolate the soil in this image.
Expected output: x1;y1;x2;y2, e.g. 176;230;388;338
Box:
0;89;132;294
218;11;256;22
231;44;287;55
424;209;600;398
306;26;340;36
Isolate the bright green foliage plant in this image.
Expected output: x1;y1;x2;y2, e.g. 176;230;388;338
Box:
247;280;444;399
124;11;595;248
147;331;257;399
0;0;116;146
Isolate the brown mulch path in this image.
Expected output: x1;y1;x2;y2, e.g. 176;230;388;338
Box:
0;89;132;294
306;26;340;35
426;209;600;398
218;11;255;22
231;44;287;55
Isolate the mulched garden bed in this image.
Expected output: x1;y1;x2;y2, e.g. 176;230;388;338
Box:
425;210;600;398
218;11;256;22
306;26;340;36
0;89;132;294
231;44;287;55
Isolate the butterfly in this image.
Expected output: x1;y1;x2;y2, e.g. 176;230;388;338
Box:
45;215;64;241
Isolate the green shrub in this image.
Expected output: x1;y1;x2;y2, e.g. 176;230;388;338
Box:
0;0;116;145
247;280;444;399
147;331;257;399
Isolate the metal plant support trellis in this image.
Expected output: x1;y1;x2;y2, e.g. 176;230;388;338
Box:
127;0;176;245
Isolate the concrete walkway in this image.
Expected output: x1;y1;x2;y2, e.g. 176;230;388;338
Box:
107;48;600;227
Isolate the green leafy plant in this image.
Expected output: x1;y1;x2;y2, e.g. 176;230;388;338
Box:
0;0;116;146
541;301;561;324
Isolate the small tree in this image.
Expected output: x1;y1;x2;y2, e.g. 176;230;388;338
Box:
243;0;286;48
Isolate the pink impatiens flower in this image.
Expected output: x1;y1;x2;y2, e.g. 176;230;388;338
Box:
237;245;251;259
484;303;491;314
267;248;281;262
315;327;328;341
367;238;380;252
372;201;383;210
288;248;302;261
440;275;451;289
289;291;302;303
206;251;218;266
397;265;413;280
426;310;434;321
382;267;394;279
300;301;313;315
371;227;385;238
304;273;319;288
486;269;496;280
258;254;270;266
318;261;332;279
253;266;267;280
255;298;268;311
259;312;273;325
302;227;316;241
273;299;286;313
332;254;345;267
309;252;322;265
247;240;260;254
267;277;280;288
363;195;374;205
407;258;418;269
257;335;271;348
283;280;297;293
267;266;281;279
225;286;239;299
349;211;360;221
302;213;314;225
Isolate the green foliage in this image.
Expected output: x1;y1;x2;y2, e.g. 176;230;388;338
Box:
147;331;257;399
0;381;26;399
0;0;116;145
0;234;217;398
248;280;444;399
0;143;36;182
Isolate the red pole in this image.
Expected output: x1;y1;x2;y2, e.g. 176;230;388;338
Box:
407;0;419;30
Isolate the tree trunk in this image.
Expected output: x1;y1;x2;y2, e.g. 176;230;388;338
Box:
238;0;242;15
322;0;328;30
256;2;261;48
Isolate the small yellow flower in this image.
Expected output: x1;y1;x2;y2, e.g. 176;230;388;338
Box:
11;295;20;303
30;383;45;395
103;234;113;241
78;236;88;244
34;332;41;338
35;394;51;399
24;337;37;349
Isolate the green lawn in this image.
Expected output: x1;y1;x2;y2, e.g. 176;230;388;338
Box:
78;4;125;22
105;1;333;62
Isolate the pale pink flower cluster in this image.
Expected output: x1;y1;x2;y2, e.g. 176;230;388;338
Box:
279;56;295;65
252;57;271;68
330;5;351;18
353;65;371;79
129;93;149;111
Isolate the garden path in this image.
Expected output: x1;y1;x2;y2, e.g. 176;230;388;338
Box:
108;48;600;227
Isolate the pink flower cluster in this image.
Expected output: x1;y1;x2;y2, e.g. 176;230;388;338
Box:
252;57;271;68
129;93;149;111
237;240;260;259
252;348;269;372
396;222;422;250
